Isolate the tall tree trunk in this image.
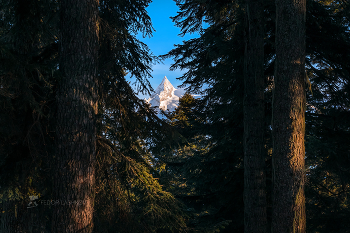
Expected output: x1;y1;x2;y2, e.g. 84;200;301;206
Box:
243;0;267;232
272;0;306;232
52;0;99;232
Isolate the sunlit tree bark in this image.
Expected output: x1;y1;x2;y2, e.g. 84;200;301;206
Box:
52;0;99;232
272;0;306;232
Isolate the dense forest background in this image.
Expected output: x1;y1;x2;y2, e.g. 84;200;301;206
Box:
0;0;349;232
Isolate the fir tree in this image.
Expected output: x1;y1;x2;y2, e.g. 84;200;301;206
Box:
0;0;58;231
304;0;350;231
272;0;307;231
51;0;99;232
0;0;187;232
165;0;349;232
243;0;267;231
165;0;260;231
164;93;235;233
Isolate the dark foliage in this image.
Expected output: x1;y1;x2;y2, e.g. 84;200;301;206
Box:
163;0;350;232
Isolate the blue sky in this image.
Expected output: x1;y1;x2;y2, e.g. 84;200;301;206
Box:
130;0;201;98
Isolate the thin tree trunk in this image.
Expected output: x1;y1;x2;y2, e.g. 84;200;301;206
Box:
272;0;306;232
243;0;267;232
52;0;99;232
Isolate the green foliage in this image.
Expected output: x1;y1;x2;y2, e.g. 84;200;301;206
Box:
0;0;58;202
0;0;349;232
0;1;58;231
161;0;252;231
304;1;350;232
94;72;187;232
165;0;350;232
0;0;187;232
162;90;242;232
306;112;350;232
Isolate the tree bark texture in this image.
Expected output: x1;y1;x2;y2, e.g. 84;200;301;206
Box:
272;0;306;232
243;0;267;232
52;0;99;232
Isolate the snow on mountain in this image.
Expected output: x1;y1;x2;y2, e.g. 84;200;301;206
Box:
146;76;186;112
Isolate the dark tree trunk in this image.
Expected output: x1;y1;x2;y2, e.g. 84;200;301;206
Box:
272;0;306;232
243;0;267;232
52;0;99;232
0;201;18;233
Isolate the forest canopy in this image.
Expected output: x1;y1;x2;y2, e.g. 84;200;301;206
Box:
0;0;349;232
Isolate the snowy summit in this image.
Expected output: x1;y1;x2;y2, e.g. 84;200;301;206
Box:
146;76;185;112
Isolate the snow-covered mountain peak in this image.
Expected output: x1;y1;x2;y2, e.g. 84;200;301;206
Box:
154;76;174;95
146;76;185;112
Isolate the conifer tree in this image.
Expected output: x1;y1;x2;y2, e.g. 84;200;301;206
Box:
167;0;350;232
272;0;306;232
51;0;99;232
163;2;249;232
1;0;187;232
303;1;350;231
0;0;58;231
92;1;188;231
243;0;267;231
164;92;235;232
1;0;349;231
